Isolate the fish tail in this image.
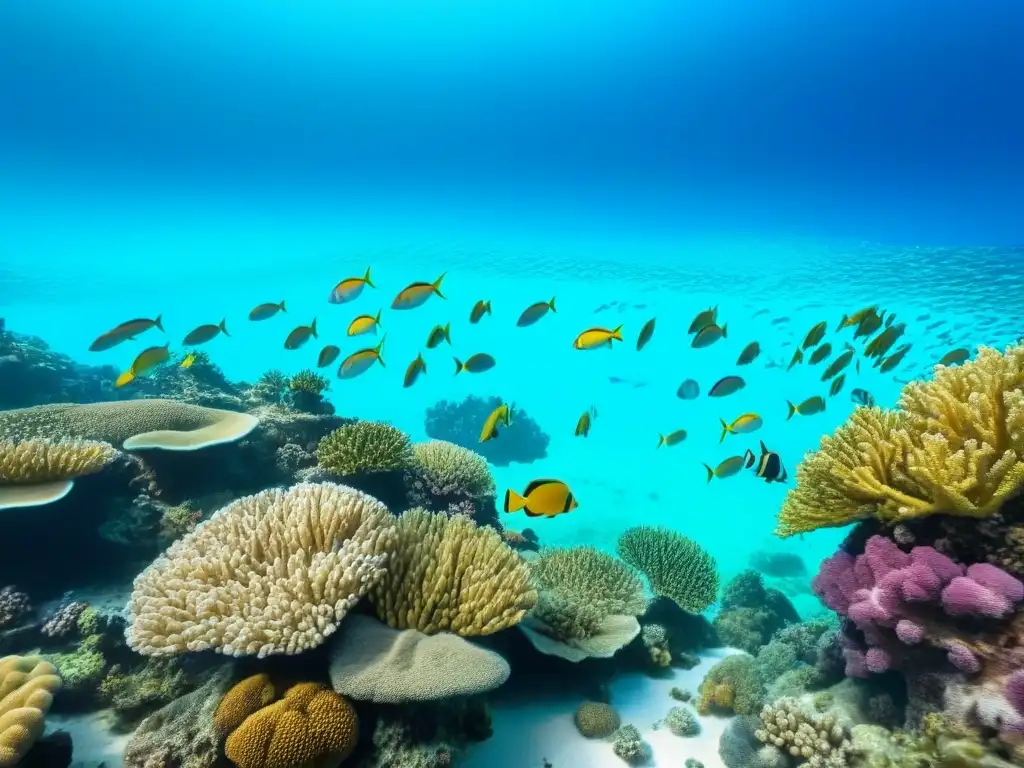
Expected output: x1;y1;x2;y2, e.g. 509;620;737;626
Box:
374;308;382;325
503;488;527;514
786;400;797;420
433;272;447;299
154;314;164;332
219;319;230;337
719;418;729;444
485;300;492;315
656;434;665;448
549;297;557;312
363;267;375;288
836;314;848;331
611;325;623;341
454;357;464;375
311;318;318;338
721;323;728;338
443;322;451;343
702;463;714;483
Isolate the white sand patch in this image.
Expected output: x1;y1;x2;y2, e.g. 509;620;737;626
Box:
464;648;740;768
47;709;128;768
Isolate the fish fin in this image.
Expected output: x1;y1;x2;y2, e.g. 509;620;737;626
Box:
377;354;386;368
611;325;623;341
549;297;557;312
433;272;447;298
523;507;545;518
363;267;374;288
702;463;714;483
657;434;664;448
374;308;382;325
503;489;527;514
311;318;318;338
744;449;755;468
444;322;451;343
523;479;560;496
786;400;797;420
760;439;768;453
719;419;729;444
454;357;463;374
721;322;728;338
154;314;164;332
218;319;230;337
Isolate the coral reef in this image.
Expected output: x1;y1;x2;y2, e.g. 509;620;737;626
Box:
127;482;397;657
518;546;645;662
424;394;549;466
0;588;30;631
754;697;853;768
612;724;650;765
697;653;764;716
663;706;700;737
715;571;801;654
317;421;413;476
368;507;535;636
328;614;510;703
39;601;88;639
778;344;1024;536
214;673;277;736
406;439;498;526
0;437;118;509
617;525;719;613
0;655;62;768
575;701;621;738
286;369;334;415
99;658;191;724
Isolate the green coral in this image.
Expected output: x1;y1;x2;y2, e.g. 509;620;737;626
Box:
855;713;1020;768
616;526;719;613
47;633;107;697
714;571;800;654
76;606;101;636
529;546;646;640
288;369;329;394
696;654;764;716
159;502;201;544
317;421;413;476
99;658;191;723
575;701;620;738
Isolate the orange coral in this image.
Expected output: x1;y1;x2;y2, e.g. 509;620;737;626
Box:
225;683;358;768
213;674;276;736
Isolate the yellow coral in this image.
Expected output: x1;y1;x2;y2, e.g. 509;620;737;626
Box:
369;508;536;636
214;673;277;736
695;679;734;715
224;682;358;768
411;440;495;500
126;482;397;657
0;655;62;768
0;438;118;509
778;344;1024;537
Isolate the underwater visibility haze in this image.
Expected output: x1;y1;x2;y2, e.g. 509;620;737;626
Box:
2;1;1024;767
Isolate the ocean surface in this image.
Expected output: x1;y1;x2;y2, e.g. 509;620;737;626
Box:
2;1;1024;766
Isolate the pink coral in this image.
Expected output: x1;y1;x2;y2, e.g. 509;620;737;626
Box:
1006;670;1024;717
895;619;924;645
946;641;981;674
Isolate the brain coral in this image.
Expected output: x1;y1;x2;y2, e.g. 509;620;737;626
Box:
778;344;1024;536
575;701;621;738
214;674;277;736
224;682;358;768
126;482;397;657
0;438;117;509
0;655;62;768
317;421;413;476
617;526;719;613
0;399;258;451
369;507;536;635
328;614;510;703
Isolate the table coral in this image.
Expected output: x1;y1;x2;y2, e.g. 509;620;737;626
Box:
126;482;397;657
368;507;535;636
617;525;719;613
778;344;1024;537
0;437;117;509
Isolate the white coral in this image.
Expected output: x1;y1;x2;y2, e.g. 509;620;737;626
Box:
125;482;397;658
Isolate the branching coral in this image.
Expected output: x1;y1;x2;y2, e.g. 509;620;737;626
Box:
0;437;117;508
0;655;62;768
407;439;496;516
126;482;397;657
754;698;853;768
368;508;535;636
317;421;413;476
617;526;719;613
778;344;1024;537
289;369;329;395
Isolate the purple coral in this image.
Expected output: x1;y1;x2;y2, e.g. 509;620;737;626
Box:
1006;670;1024;716
0;585;31;629
812;535;1023;678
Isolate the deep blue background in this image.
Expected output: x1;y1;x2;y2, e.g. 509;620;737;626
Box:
2;0;1023;242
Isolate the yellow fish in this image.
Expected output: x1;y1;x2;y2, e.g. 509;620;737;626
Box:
426;323;452;348
688;306;717;334
317;345;341;368
820;349;853;381
470;300;492;324
691;323;727;348
575;411;592;437
808;343;832;365
802;321;828;349
347;309;383;337
89;316;163;352
719;413;763;443
787;348;803;371
249;301;286;321
403;353;427;388
454;353;495;374
939;348;970;366
329;268;374;304
480;402;513;442
114;370;136;389
837;305;878;331
657;429;687;448
573;325;623;350
504;479;578;518
180;352;197;369
183;320;229;346
338;337;386;379
702;455;751;482
392;273;446;310
787;396;826;419
284;320;318;350
131;344;171;377
517;298;556;327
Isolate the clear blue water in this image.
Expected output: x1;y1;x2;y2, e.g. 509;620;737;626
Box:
2;1;1024;764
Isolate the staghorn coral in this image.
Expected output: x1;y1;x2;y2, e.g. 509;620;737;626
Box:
0;588;30;631
214;673;277;736
617;526;719;613
224;682;358;768
317;421;413;476
754;698;853;768
126;482;398;657
369;507;535;636
0;399;259;451
0;655;62;768
0;438;117;509
575;701;621;738
778;344;1024;537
